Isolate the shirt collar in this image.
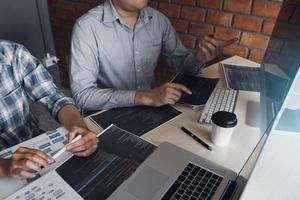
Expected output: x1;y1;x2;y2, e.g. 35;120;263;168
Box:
102;0;119;23
102;0;153;24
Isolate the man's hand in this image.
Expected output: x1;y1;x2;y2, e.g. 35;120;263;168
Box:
135;83;192;107
196;36;238;63
3;147;53;178
67;127;98;157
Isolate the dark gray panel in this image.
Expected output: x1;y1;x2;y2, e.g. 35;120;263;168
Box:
0;0;61;87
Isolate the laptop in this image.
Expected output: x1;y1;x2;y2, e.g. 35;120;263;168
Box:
108;142;237;200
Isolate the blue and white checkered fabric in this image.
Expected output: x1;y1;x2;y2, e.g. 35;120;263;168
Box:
0;40;74;150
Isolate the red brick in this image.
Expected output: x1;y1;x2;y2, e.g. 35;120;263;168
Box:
206;11;232;26
262;20;276;35
197;0;221;9
223;45;248;57
267;38;284;52
248;49;265;63
179;34;196;48
181;7;205;22
233;15;262;32
240;33;269;49
214;27;241;41
174;0;195;6
170;19;189;33
189;23;213;37
224;0;251;14
252;1;282;18
158;3;181;18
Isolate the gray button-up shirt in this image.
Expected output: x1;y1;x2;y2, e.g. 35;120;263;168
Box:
70;0;203;110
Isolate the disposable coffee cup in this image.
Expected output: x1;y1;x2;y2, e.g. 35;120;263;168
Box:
211;111;237;146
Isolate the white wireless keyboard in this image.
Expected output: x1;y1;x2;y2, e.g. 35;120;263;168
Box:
199;88;238;124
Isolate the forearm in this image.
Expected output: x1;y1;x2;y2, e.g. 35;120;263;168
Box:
73;87;136;110
57;105;87;131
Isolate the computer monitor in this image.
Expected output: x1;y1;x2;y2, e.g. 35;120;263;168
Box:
235;1;300;198
260;0;300;137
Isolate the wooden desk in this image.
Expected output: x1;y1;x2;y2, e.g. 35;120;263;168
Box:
85;55;262;174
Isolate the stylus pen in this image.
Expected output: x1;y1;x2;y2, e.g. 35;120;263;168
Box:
181;127;212;151
52;135;82;161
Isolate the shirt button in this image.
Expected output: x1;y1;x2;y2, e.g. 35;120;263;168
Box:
137;69;141;72
135;51;139;54
137;86;141;89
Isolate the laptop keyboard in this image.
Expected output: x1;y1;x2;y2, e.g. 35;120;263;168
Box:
161;162;223;200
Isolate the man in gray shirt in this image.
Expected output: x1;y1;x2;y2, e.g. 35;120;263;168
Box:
70;0;236;111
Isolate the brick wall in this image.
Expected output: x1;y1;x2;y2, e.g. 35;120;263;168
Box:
48;0;295;87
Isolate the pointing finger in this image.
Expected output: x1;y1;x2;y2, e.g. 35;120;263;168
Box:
168;83;192;95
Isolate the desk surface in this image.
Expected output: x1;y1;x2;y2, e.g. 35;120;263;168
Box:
85;55;262;174
240;130;300;200
0;55;263;199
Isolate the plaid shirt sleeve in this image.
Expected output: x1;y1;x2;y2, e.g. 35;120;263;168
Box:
15;45;75;120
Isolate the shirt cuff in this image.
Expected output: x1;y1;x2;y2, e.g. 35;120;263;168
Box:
51;97;76;121
111;90;136;108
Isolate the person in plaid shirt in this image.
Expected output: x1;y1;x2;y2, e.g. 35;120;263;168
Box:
0;40;98;178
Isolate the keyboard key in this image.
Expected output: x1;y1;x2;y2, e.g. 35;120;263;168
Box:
191;167;199;176
178;175;185;182
201;192;208;198
184;179;191;185
204;171;212;178
196;187;203;193
192;191;200;197
187;163;194;168
184;166;192;172
174;193;181;199
161;181;181;200
177;189;184;195
185;189;192;195
188;185;196;191
192;180;199;186
187;175;194;181
182;171;188;177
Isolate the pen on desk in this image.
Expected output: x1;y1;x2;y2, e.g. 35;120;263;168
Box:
52;135;82;161
181;126;212;151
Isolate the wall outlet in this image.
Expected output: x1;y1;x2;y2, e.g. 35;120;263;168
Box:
42;53;59;68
